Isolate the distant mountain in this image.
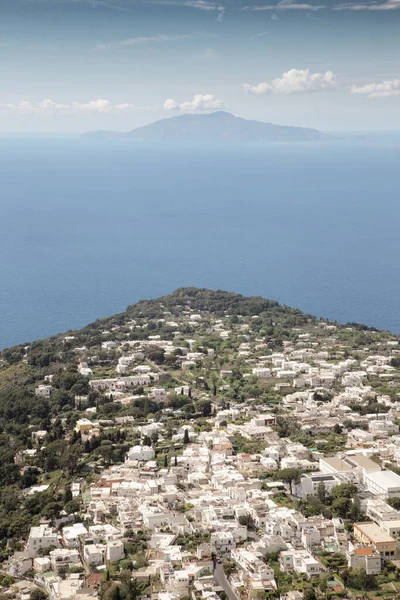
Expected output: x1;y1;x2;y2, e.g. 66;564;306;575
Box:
82;111;330;142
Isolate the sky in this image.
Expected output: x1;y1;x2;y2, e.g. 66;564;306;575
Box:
0;0;399;132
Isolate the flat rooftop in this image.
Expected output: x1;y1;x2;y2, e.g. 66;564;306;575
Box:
354;522;396;544
365;470;400;490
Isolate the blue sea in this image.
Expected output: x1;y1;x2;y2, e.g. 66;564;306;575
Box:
1;135;399;349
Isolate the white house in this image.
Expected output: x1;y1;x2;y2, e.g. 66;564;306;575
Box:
280;548;320;578
347;545;381;575
125;445;155;462
106;540;125;562
83;544;104;566
50;548;81;572
35;385;52;397
27;525;60;558
63;523;88;547
295;473;340;499
211;531;235;554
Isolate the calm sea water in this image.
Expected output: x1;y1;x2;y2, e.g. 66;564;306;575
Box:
1;136;399;349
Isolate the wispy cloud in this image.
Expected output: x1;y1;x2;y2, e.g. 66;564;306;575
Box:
183;0;220;10
333;0;400;9
160;0;226;20
164;94;226;111
25;0;134;12
126;0;225;19
242;0;325;11
96;33;192;50
351;79;400;97
0;98;138;115
244;68;337;95
250;30;273;38
96;31;218;50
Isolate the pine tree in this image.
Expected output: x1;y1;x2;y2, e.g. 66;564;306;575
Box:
113;586;121;600
124;579;138;600
64;485;73;503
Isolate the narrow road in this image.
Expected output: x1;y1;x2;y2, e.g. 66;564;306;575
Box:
214;564;239;600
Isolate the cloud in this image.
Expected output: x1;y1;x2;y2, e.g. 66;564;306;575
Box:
0;98;137;115
96;33;192;50
0;99;70;115
183;0;220;9
163;94;226;111
351;79;400;98
242;0;325;11
216;6;225;20
133;0;225;17
244;68;337;95
72;99;136;112
251;30;273;38
333;0;400;9
24;0;135;11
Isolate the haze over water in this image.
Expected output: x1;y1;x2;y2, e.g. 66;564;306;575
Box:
1;135;399;349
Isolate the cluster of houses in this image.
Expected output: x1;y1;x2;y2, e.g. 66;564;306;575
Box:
9;303;400;600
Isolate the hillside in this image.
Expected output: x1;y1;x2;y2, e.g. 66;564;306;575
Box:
82;111;330;142
0;287;399;577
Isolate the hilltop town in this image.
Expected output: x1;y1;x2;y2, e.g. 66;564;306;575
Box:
1;288;400;600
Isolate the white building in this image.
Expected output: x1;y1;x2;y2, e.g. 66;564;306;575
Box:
280;548;320;578
369;420;399;436
63;523;88;547
27;525;60;558
295;473;340;499
35;385;52;397
125;445;155;462
106;540;125;562
252;368;272;378
347;545;382;575
50;549;81;572
364;471;400;499
211;531;235;554
83;545;104;566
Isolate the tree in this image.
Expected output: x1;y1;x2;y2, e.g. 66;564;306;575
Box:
183;429;190;444
31;591;48;600
174;456;178;466
164;455;168;468
238;514;254;527
275;416;295;438
209;373;219;396
124;579;138;600
142;435;151;447
332;497;352;519
63;485;73;503
200;401;212;417
223;561;237;576
388;497;400;510
112;586;121;600
211;552;217;571
332;483;357;499
303;588;316;600
277;468;301;494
